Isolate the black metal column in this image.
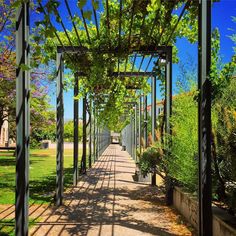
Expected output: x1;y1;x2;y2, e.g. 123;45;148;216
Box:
89;100;92;168
93;105;96;162
56;52;64;206
97;127;99;157
73;73;79;185
139;96;142;156
151;76;157;141
198;1;212;235
134;104;137;162
81;95;87;174
165;47;172;137
130;116;133;157
15;2;30;235
144;95;148;148
96;122;99;160
98;127;101;157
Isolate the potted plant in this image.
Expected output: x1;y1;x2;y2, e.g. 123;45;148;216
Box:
138;146;162;185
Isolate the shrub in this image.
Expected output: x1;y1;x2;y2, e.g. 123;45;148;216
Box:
139;146;162;176
212;78;236;212
165;91;198;192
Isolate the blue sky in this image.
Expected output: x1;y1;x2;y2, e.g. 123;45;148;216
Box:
48;0;236;120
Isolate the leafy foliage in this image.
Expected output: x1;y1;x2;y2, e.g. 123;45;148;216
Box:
139;146;162;177
212;69;236;211
30;0;202;130
30;110;55;148
160;24;236;210
0;2;56;145
0;51;15;138
166;91;198;192
210;28;236;99
64;120;83;142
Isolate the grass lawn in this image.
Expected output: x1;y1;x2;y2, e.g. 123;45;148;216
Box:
0;218;37;236
0;149;84;204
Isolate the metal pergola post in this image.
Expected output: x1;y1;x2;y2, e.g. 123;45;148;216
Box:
73;73;79;185
134;104;137;162
89;100;92;168
96;123;99;160
139;96;142;156
165;47;172;137
131;115;133;158
93;104;96;163
15;2;30;235
81;95;87;174
151;76;157;142
56;52;64;206
95;121;99;155
198;0;212;235
97;127;100;157
144;95;148;148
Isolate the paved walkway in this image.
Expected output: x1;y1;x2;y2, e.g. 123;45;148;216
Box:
0;145;194;235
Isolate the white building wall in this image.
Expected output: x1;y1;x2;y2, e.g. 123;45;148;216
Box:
0;119;8;146
147;103;164;117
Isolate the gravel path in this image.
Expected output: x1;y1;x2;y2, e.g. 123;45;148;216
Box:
0;144;195;235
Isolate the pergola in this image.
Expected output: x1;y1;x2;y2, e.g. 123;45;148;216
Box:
15;0;212;235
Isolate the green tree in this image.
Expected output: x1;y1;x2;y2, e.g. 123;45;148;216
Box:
210;18;236;210
64;120;83;142
0;1;56;146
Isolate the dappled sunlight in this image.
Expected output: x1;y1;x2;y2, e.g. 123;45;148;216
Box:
27;145;194;236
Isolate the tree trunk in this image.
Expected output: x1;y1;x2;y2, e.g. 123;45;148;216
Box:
211;130;226;200
165;176;174;205
151;168;157;186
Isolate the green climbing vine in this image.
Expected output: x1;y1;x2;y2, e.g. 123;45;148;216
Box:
28;0;202;130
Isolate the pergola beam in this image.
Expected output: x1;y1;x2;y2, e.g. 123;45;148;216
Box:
118;0;123;73
80;8;91;44
165;0;191;45
38;1;76;66
64;0;82;46
145;3;178;72
75;71;156;77
131;8;148;71
92;0;100;39
112;72;156;77
124;0;136;71
57;45;171;54
106;0;111;48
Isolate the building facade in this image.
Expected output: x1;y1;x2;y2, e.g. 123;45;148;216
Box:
0;118;8;147
147;100;164;117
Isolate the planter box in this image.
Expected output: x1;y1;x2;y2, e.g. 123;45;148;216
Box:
137;172;151;183
134;165;151;183
173;187;236;236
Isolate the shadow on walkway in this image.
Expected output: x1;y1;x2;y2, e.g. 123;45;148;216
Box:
27;145;193;236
